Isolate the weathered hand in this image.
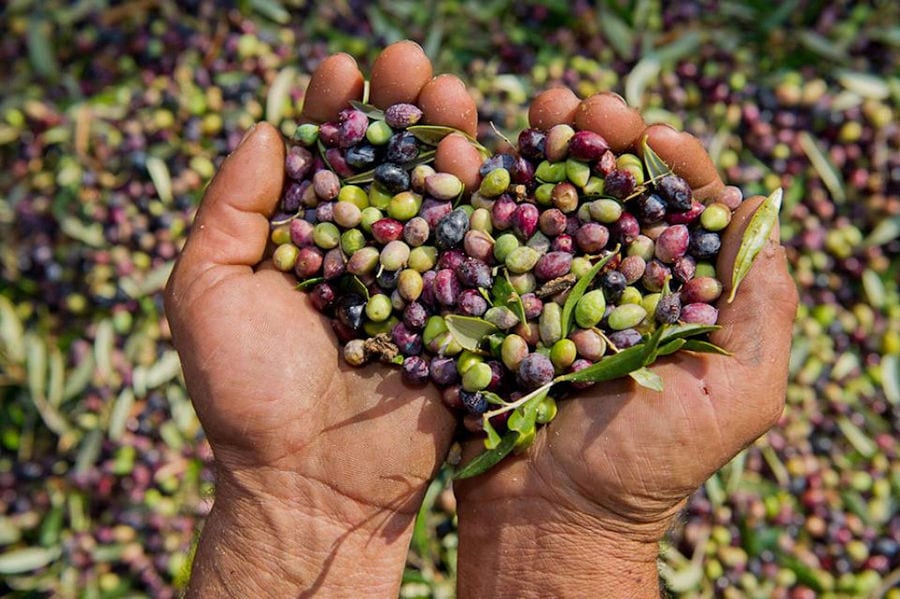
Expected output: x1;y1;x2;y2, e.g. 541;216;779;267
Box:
164;41;470;597
454;92;799;598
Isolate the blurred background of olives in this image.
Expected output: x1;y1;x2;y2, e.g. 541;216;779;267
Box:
0;1;896;597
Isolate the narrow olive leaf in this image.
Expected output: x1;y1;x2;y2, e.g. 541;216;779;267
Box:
0;296;25;364
266;67;296;125
454;431;519;480
26;335;47;401
348;100;385;120
881;354;898;406
481;390;507;406
146;156;173;203
837;416;876;458
0;546;62;575
444;315;499;352
642;135;673;181
507;386;546;434
625;56;661;108
342;169;375;185
655;338;687;357
108;388;135;441
46;346;65;407
560;250;618;338
248;0;291;24
798;132;846;204
482;417;502;450
642;323;668;366
408;125;465;146
63;353;94;401
346;275;370;299
682;339;733;356
660;323;721;343
729;187;782;303
862;215;899;248
492;270;527;325
317;139;334;171
554;341;651;384
630;367;664;391
94;319;114;382
296;277;324;291
402;149;436;169
837;70;890;100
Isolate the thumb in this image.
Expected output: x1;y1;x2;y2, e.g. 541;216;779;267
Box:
167;122;285;302
710;195;798;366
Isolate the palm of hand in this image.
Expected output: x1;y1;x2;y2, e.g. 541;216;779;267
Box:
172;266;453;510
456;200;797;539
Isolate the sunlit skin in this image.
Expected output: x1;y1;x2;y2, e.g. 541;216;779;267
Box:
165;41;797;597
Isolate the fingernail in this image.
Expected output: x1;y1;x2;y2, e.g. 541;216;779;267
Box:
238;123;258;148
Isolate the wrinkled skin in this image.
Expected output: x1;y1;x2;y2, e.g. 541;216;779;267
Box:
166;40;797;597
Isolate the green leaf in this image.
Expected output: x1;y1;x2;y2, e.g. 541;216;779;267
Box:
492;270;527;325
655;338;686;357
27;18;59;79
554;342;650;384
407;125;466;146
862;216;900;248
560;251;618;338
625;56;661;108
798;132;846;204
444;315;499;352
507;386;547;435
629;367;663;391
482;417;502;450
837;416;876;458
345;275;370;300
146;156;173;203
454;431;518;480
641;135;673;181
248;0;290;23
481;390;506;406
728;187;782;302
0;546;61;574
266;67;296;125
108;388;134;441
348;100;385;120
681;339;733;356
660;323;721;343
342;169;375;185
296;277;324;291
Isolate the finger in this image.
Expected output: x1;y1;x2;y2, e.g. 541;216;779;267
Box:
174;122;285;285
435;133;483;193
640;123;725;202
574;92;646;153
528;87;581;130
418;74;478;137
301;53;365;123
710;196;798;365
368;40;434;109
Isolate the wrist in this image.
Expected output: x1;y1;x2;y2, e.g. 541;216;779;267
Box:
187;465;414;598
456;493;663;599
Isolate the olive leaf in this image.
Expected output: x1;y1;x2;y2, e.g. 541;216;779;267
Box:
342;169;376;185
481;390;507;406
729;187;782;303
296;277;324;291
629;367;664;392
444;315;499;352
655;337;686;357
349;100;385;121
682;339;733;356
482;417;502;450
344;275;370;300
492;270;527;325
454;431;518;480
408;125;468;146
560;249;619;338
407;125;489;157
555;324;666;384
641;135;673;182
507;385;546;435
660;323;721;343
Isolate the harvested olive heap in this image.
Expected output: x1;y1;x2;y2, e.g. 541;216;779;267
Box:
269;99;774;476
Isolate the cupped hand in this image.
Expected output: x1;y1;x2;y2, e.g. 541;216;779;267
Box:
165;42;469;597
454;92;799;597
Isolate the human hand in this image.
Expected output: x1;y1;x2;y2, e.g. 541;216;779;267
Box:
164;42;471;597
453;93;799;598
